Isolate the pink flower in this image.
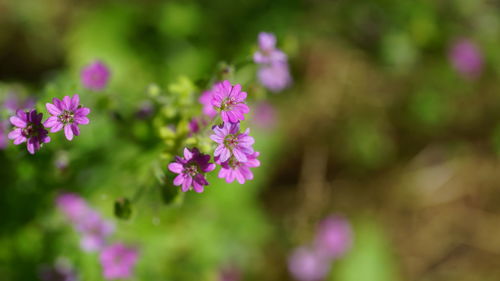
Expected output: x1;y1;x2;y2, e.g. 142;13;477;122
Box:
257;62;292;93
199;84;219;118
44;94;90;141
81;60;110;91
314;215;352;259
210;122;255;163
56;193;90;223
253;32;287;65
56;193;114;252
288;246;330;281
188;118;207;136
168;147;216;193
211;81;249;124
8;109;51;154
100;243;138;280
76;211;115;252
217;152;260;184
449;38;483;80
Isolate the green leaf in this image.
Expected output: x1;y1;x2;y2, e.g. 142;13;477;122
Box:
114;197;132;220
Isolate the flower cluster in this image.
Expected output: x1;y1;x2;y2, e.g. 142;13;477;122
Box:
57;193;115;252
254;32;292;92
169;80;260;192
56;193;138;280
6;94;90;154
288;215;352;281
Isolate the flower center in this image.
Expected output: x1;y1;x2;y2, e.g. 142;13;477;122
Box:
220;98;236;111
224;134;238;148
58;110;74;125
22;122;41;138
228;157;241;169
184;163;199;177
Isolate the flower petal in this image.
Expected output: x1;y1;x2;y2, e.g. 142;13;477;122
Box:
74;116;89;125
75;107;90;116
8;128;22;139
13;136;26;145
168;163;183;173
210;134;224;143
183;147;193;160
51;98;63;110
46;103;61;116
51;122;63;133
44;116;60;128
71;123;80;136
63;96;72;110
71;94;80;110
192;180;204;193
181;177;192;192
173;174;184;186
64;124;74;141
232;149;248;162
9;116;27;128
220;147;231;162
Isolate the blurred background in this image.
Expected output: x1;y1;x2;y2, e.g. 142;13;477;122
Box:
1;0;500;280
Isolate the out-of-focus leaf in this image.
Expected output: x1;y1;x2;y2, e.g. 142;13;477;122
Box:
114;197;132;220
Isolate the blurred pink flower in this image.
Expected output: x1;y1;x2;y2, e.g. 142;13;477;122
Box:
449;38;483;80
314;215;352;259
100;243;139;280
4;92;36;113
81;60;110;91
56;193;90;223
199;84;219;118
76;211;115;252
0;120;8;149
257;62;292;93
288;246;330;281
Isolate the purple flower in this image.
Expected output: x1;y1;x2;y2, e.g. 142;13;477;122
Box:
211;122;255;163
56;193;90;223
44;94;90;141
0;120;8;149
76;210;115;252
288;246;330;281
189;118;207;136
168;147;216;193
81;60;110;91
253;32;287;65
314;215;352;260
56;193;114;252
100;243;138;280
199;85;219;118
217;152;260;184
8;109;50;154
211;80;250;124
449;38;483;80
258;62;292;92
